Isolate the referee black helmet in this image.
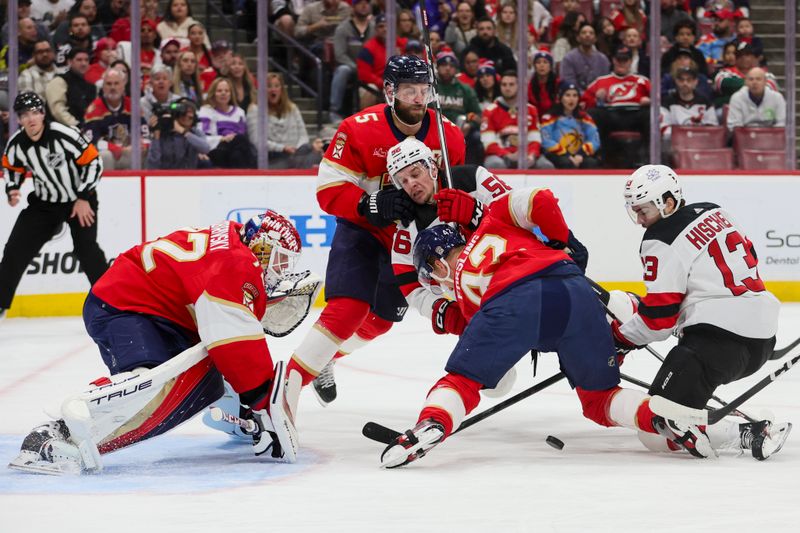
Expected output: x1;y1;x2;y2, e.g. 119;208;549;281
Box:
13;92;45;115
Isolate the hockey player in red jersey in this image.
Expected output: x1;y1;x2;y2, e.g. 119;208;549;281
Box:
380;184;787;468
286;55;465;412
386;137;514;338
9;211;313;474
611;165;791;460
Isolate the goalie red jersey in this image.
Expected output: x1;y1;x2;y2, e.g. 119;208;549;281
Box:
454;188;573;321
91;221;272;394
316;104;466;250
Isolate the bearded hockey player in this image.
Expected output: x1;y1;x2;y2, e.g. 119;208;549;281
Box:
286;55;465;412
9;211;318;474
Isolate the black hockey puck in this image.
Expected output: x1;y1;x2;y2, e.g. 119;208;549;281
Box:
546;435;564;450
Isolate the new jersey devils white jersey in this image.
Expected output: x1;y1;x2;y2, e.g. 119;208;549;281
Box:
391;165;512;317
620;202;779;345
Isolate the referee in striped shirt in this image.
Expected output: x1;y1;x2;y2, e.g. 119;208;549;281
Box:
0;92;108;320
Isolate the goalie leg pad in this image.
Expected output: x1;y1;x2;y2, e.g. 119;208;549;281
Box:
61;344;223;456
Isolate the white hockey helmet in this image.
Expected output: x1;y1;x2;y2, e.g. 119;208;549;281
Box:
386;138;437;189
624;164;683;223
240;210;302;291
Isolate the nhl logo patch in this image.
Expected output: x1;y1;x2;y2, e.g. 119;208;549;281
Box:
47;152;65;168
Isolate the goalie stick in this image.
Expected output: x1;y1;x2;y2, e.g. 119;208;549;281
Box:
209;406;258;435
362;372;566;445
418;3;452;188
650;350;800;426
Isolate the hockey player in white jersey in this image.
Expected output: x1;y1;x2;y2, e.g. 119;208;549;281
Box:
611;164;791;459
311;138;556;403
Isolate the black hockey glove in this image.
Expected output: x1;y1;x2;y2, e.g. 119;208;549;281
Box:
357;189;416;227
546;230;588;273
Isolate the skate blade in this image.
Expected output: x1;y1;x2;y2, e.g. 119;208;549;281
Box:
8;457;81;476
754;422;793;461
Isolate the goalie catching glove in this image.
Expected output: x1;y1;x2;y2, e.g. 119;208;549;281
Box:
431;298;466;335
434;188;485;231
358;189;415;227
263;270;322;337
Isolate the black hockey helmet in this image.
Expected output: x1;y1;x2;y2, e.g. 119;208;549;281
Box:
413;224;465;281
13;91;45;115
383;55;430;89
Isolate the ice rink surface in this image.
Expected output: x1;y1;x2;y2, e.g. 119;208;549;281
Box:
1;306;799;533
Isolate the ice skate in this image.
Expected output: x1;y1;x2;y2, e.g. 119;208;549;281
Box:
380;418;445;469
8;420;84;475
739;420;792;461
312;359;337;407
653;416;716;458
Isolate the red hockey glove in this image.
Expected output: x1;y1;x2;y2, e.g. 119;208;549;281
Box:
610;319;638;364
432;298;466;335
434;188;485;230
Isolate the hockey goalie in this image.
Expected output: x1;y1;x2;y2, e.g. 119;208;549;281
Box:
8;210;321;475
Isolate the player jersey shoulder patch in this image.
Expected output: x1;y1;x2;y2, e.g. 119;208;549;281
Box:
643;202;721;245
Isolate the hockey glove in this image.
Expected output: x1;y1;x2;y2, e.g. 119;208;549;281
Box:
434;188;485;231
432;298;467;335
546;230;588;273
610;319;638;364
357;189;416;227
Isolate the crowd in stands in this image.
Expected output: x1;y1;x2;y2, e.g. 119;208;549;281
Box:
0;0;790;170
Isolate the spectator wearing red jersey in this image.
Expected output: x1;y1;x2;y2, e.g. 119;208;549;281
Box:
549;0;581;42
84;37;117;86
528;51;558;116
481;70;553;169
582;46;651;167
187;22;212;70
357;14;407;108
610;0;647;37
456;49;481;88
200;40;234;93
713;41;776;109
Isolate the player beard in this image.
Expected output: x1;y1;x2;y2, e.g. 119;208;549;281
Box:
394;102;426;126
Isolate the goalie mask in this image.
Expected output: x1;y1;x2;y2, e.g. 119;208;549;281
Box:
386;138;438;190
624;165;683;223
413;224;465;287
241;210;302;291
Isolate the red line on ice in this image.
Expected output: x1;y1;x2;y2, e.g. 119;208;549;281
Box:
0;341;93;397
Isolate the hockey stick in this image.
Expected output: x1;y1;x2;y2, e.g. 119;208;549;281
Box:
587;278;760;422
650;350;800;426
209;406;258;435
362;372;566;445
418;4;453;188
771;335;800;360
